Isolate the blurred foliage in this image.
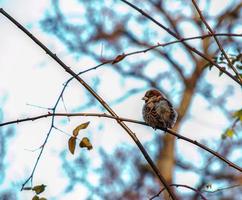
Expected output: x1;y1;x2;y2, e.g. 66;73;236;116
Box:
38;0;242;199
0;104;16;199
0;0;241;199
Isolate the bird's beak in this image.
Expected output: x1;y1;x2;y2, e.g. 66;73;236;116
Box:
142;96;148;101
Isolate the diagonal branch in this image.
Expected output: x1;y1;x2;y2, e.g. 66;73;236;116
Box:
0;8;177;199
192;0;242;82
121;0;242;85
1;112;241;172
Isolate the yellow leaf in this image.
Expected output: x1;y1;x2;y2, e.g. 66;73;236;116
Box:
79;137;93;150
68;136;76;154
32;184;46;194
225;129;234;138
73;122;90;137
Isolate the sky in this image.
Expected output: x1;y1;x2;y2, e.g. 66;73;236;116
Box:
0;0;241;199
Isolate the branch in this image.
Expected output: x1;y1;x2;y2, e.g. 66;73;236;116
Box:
150;184;207;200
203;184;242;193
192;0;242;82
0;8;177;199
1;112;241;173
121;0;242;85
83;33;242;76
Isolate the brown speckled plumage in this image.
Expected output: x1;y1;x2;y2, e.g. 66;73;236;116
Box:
142;89;177;129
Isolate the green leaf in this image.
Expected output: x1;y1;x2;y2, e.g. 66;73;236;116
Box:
236;65;242;70
79;137;93;150
68;136;76;155
221;133;227;140
32;184;46;194
73;122;90;137
204;62;212;70
225;129;234;138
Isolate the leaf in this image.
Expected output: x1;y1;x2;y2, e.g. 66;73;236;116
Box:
204;62;212;70
221;133;227;140
237;65;242;70
79;137;93;150
219;67;226;77
233;109;242;121
225;129;234;138
32;184;46;194
68;136;76;154
112;54;125;64
208;65;213;71
32;195;40;200
39;198;47;200
73;122;90;137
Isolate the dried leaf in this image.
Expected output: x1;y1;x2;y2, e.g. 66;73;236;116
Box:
68;136;76;154
32;195;40;200
219;67;226;77
73;122;90;137
112;54;125;64
32;184;46;195
233;109;242;121
79;137;93;150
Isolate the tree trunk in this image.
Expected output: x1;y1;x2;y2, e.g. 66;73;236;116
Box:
157;60;206;199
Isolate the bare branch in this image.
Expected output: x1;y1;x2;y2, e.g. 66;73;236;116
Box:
0;8;176;199
192;0;242;82
203;184;242;193
1;112;241;173
121;0;242;85
150;184;207;200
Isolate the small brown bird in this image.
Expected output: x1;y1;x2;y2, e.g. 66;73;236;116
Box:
142;89;177;130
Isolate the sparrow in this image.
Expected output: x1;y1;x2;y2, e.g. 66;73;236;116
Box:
142;89;177;130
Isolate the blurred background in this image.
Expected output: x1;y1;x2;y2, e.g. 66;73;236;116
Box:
0;0;241;199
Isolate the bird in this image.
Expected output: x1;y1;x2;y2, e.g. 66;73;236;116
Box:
142;89;177;130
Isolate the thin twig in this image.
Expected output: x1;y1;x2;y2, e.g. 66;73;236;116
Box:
0;8;176;199
121;0;242;85
1;112;241;172
192;0;242;82
150;184;207;200
80;32;242;77
203;184;242;194
19;80;71;190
